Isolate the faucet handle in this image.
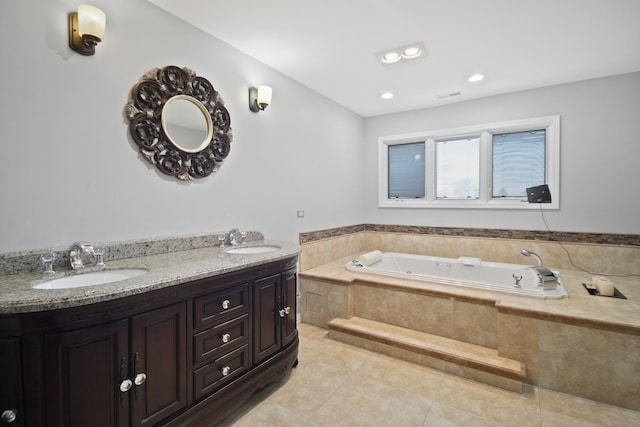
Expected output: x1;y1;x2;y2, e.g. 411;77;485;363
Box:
40;252;56;274
94;246;106;267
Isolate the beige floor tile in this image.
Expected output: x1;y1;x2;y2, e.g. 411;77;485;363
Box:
435;375;541;427
268;375;346;417
298;334;331;361
307;336;372;372
309;375;433;427
539;388;640;427
220;324;640;426
424;402;507;427
268;358;353;416
297;322;330;339
218;399;310;426
355;352;444;398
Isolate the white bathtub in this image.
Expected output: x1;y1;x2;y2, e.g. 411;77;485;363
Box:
346;252;568;299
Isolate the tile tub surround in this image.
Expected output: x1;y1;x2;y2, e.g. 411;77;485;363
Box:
299;255;640;411
0;232;300;314
299;225;640;276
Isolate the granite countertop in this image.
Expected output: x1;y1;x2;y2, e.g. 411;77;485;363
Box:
300;253;640;335
0;240;300;314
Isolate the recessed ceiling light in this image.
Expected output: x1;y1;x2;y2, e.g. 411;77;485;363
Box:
377;42;427;65
468;73;485;82
381;52;401;64
381;92;394;100
402;47;422;59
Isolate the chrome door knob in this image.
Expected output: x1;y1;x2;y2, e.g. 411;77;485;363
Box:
120;379;133;392
1;410;16;424
284;306;291;315
134;372;147;386
279;309;285;317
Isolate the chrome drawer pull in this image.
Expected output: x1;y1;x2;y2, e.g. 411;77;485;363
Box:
221;299;231;310
222;333;231;343
221;366;231;376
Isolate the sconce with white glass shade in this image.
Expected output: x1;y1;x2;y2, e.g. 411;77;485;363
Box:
249;85;273;112
68;5;106;56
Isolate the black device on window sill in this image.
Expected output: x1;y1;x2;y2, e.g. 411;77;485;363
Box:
526;184;552;203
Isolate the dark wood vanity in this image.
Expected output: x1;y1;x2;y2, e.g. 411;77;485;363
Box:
0;256;298;427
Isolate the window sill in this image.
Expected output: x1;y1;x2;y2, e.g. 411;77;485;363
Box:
379;199;559;209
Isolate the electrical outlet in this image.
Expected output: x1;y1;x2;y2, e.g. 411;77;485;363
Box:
296;210;305;218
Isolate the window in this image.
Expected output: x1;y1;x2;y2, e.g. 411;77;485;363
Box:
436;137;480;199
378;115;559;209
492;130;545;198
388;142;425;198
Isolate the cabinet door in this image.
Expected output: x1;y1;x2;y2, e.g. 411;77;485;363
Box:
130;303;187;426
0;338;24;427
253;274;281;364
45;320;129;427
281;268;298;348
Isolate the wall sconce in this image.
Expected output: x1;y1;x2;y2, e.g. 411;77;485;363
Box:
68;5;106;56
249;85;272;112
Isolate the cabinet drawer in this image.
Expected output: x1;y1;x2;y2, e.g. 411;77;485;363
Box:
194;283;249;329
193;314;249;365
193;345;249;400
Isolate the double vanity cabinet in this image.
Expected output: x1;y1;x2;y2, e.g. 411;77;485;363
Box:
0;253;299;427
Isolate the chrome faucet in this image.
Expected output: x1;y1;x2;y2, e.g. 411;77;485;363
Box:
227;228;247;246
69;242;95;270
521;249;557;289
520;249;543;267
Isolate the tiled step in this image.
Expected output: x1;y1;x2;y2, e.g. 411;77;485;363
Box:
327;316;526;392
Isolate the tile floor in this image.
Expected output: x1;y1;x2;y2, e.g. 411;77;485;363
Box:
218;323;640;426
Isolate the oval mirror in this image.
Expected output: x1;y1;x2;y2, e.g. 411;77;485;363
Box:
161;95;213;153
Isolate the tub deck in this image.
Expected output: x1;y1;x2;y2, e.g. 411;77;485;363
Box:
299;253;640;411
301;253;640;335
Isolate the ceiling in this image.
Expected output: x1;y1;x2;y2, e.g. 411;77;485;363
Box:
148;0;640;117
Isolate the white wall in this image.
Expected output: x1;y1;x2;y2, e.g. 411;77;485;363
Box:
0;0;365;252
1;2;637;255
363;72;640;234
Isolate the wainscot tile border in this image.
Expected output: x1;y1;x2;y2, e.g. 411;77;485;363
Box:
299;224;640;247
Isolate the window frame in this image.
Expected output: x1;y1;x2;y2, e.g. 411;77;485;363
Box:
377;115;560;209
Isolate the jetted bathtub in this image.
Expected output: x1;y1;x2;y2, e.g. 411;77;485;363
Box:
346;251;568;300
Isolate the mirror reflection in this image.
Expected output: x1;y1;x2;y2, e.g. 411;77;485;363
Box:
162;95;213;153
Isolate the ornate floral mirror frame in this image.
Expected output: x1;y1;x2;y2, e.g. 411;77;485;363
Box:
125;66;232;180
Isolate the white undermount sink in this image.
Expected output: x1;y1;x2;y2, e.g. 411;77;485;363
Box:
225;245;281;255
32;268;148;290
